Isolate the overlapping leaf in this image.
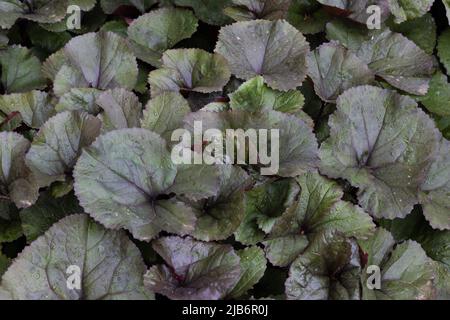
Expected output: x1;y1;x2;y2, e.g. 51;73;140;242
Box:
215;20;310;91
0;214;152;300
127;8;198;67
320;86;440;219
148;49;231;96
224;0;291;21
144;236;241;300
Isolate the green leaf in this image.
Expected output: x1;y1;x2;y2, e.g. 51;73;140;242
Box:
389;13;437;55
235;178;300;245
74;128;209;241
224;0;291;21
0;210;22;243
228;246;267;299
141;92;191;141
100;20;128;37
264;172;375;266
359;228;435;300
128;8;198;67
96;88;143;132
0;0;68;29
215;20;310;91
420;71;450;117
355;29;436;95
187;166;251;241
387;0;434;23
325;19;372;51
144;236;241;300
286;231;361;300
287;0;332;34
25;111;101;188
19;191;82;242
100;0;157;14
27;24;71;54
0;45;46;93
0;247;9;278
184;109;319;177
0;132;39;208
419;138;450;230
55;88;102;114
419;230;450;299
52;31;138;96
320;86;440;219
148;49;231;96
438;28;450;76
0;214;153;300
173;0;232;26
229;76;305;113
0;91;55;129
307;41;374;103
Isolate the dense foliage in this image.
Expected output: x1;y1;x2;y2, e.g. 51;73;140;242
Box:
0;0;449;300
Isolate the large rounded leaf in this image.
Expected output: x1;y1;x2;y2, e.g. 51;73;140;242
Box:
73;128;188;241
144;236;241;300
148;49;231;96
0;132;38;208
319;86;440;219
25;111;102;188
0;214;152;300
127;8;198;67
215;20;310;91
52;31;138;96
